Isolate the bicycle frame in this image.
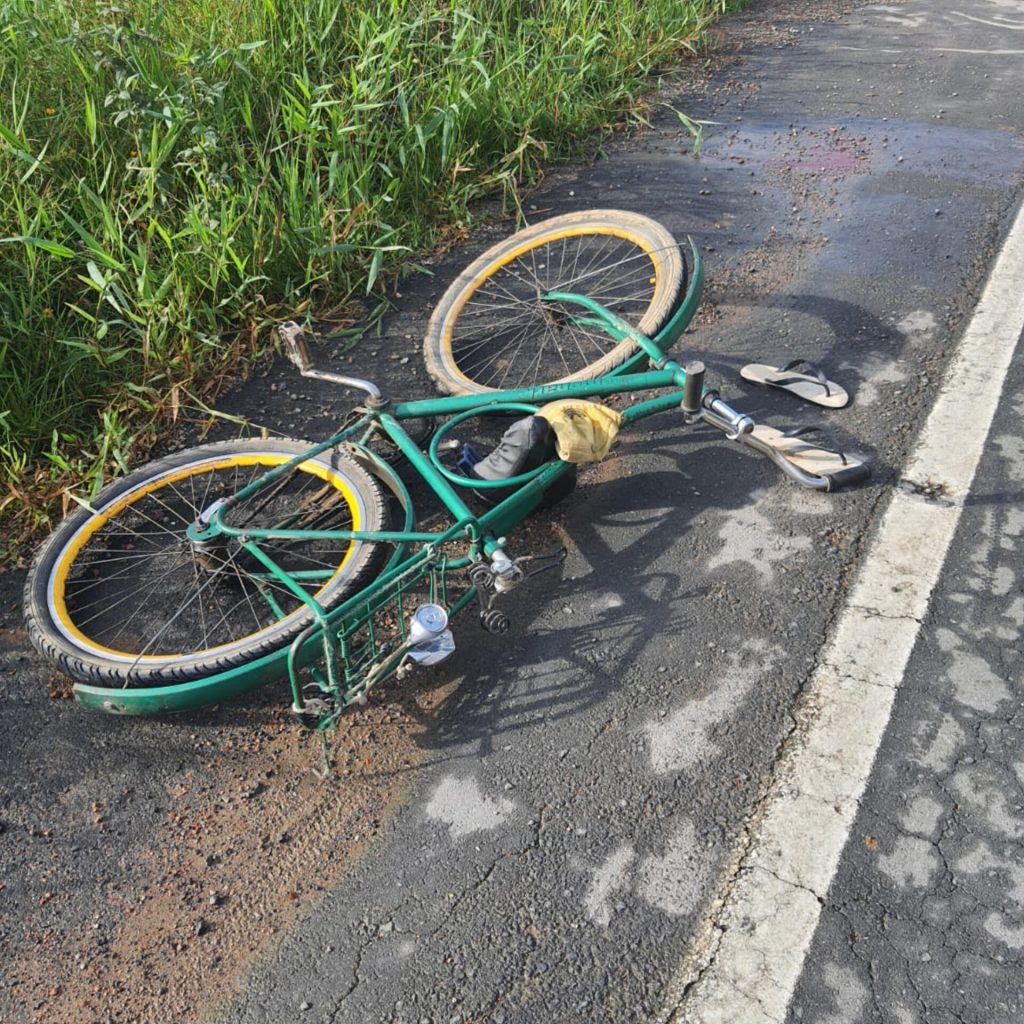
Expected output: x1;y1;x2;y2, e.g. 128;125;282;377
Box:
71;240;851;723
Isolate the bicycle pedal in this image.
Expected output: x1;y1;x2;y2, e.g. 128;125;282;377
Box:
521;545;567;578
456;442;482;475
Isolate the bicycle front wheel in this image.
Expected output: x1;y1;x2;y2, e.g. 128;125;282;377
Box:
424;210;686;396
25;439;391;687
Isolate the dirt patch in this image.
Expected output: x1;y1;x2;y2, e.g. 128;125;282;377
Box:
3;510;565;1024
8;699;427;1023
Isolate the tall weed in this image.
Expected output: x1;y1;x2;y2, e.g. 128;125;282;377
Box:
0;0;738;545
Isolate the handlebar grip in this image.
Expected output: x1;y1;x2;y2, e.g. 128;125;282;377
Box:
824;463;872;491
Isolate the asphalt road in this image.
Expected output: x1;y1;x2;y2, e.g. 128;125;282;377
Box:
785;327;1024;1024
1;1;1022;1022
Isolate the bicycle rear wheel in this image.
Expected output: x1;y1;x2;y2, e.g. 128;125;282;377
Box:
25;439;391;687
424;210;686;396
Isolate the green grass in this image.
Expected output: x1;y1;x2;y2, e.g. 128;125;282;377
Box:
0;0;737;549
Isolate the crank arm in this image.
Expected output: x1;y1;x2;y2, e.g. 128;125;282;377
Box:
517;546;568;579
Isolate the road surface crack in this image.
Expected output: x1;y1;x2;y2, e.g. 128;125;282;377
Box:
657;480;895;1023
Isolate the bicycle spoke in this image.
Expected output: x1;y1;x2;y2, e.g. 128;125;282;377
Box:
442;232;668;387
259;542;349;573
68;546;179;564
550;320;574;379
563;317;617;356
492;317;548;389
566;234;610;293
235;572;271;634
461;321;538;381
186;546;213;651
68;556;167;594
231;462;315;526
514;320;557;390
72;553;192;629
195;546;303;604
200;581;272;649
453;312;539;355
107;499;189;545
565;320;597;368
155;481;201;524
462;294;549;317
123;562;240;675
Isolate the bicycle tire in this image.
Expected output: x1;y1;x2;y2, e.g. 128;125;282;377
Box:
424;210;686;396
25;439;391;687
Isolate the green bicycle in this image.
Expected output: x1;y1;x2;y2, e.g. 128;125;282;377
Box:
24;210;869;730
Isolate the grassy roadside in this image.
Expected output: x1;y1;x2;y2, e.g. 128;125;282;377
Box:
0;0;739;559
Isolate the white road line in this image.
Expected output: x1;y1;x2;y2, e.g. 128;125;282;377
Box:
661;199;1024;1024
836;46;1024;54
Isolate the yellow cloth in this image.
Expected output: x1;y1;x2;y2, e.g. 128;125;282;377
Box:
538;400;623;463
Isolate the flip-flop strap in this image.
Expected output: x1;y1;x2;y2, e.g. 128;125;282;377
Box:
783;425;849;465
772;359;831;397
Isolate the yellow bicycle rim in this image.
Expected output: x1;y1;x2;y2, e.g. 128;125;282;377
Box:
50;454;362;662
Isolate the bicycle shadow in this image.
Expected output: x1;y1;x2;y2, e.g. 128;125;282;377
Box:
403;437;774;759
